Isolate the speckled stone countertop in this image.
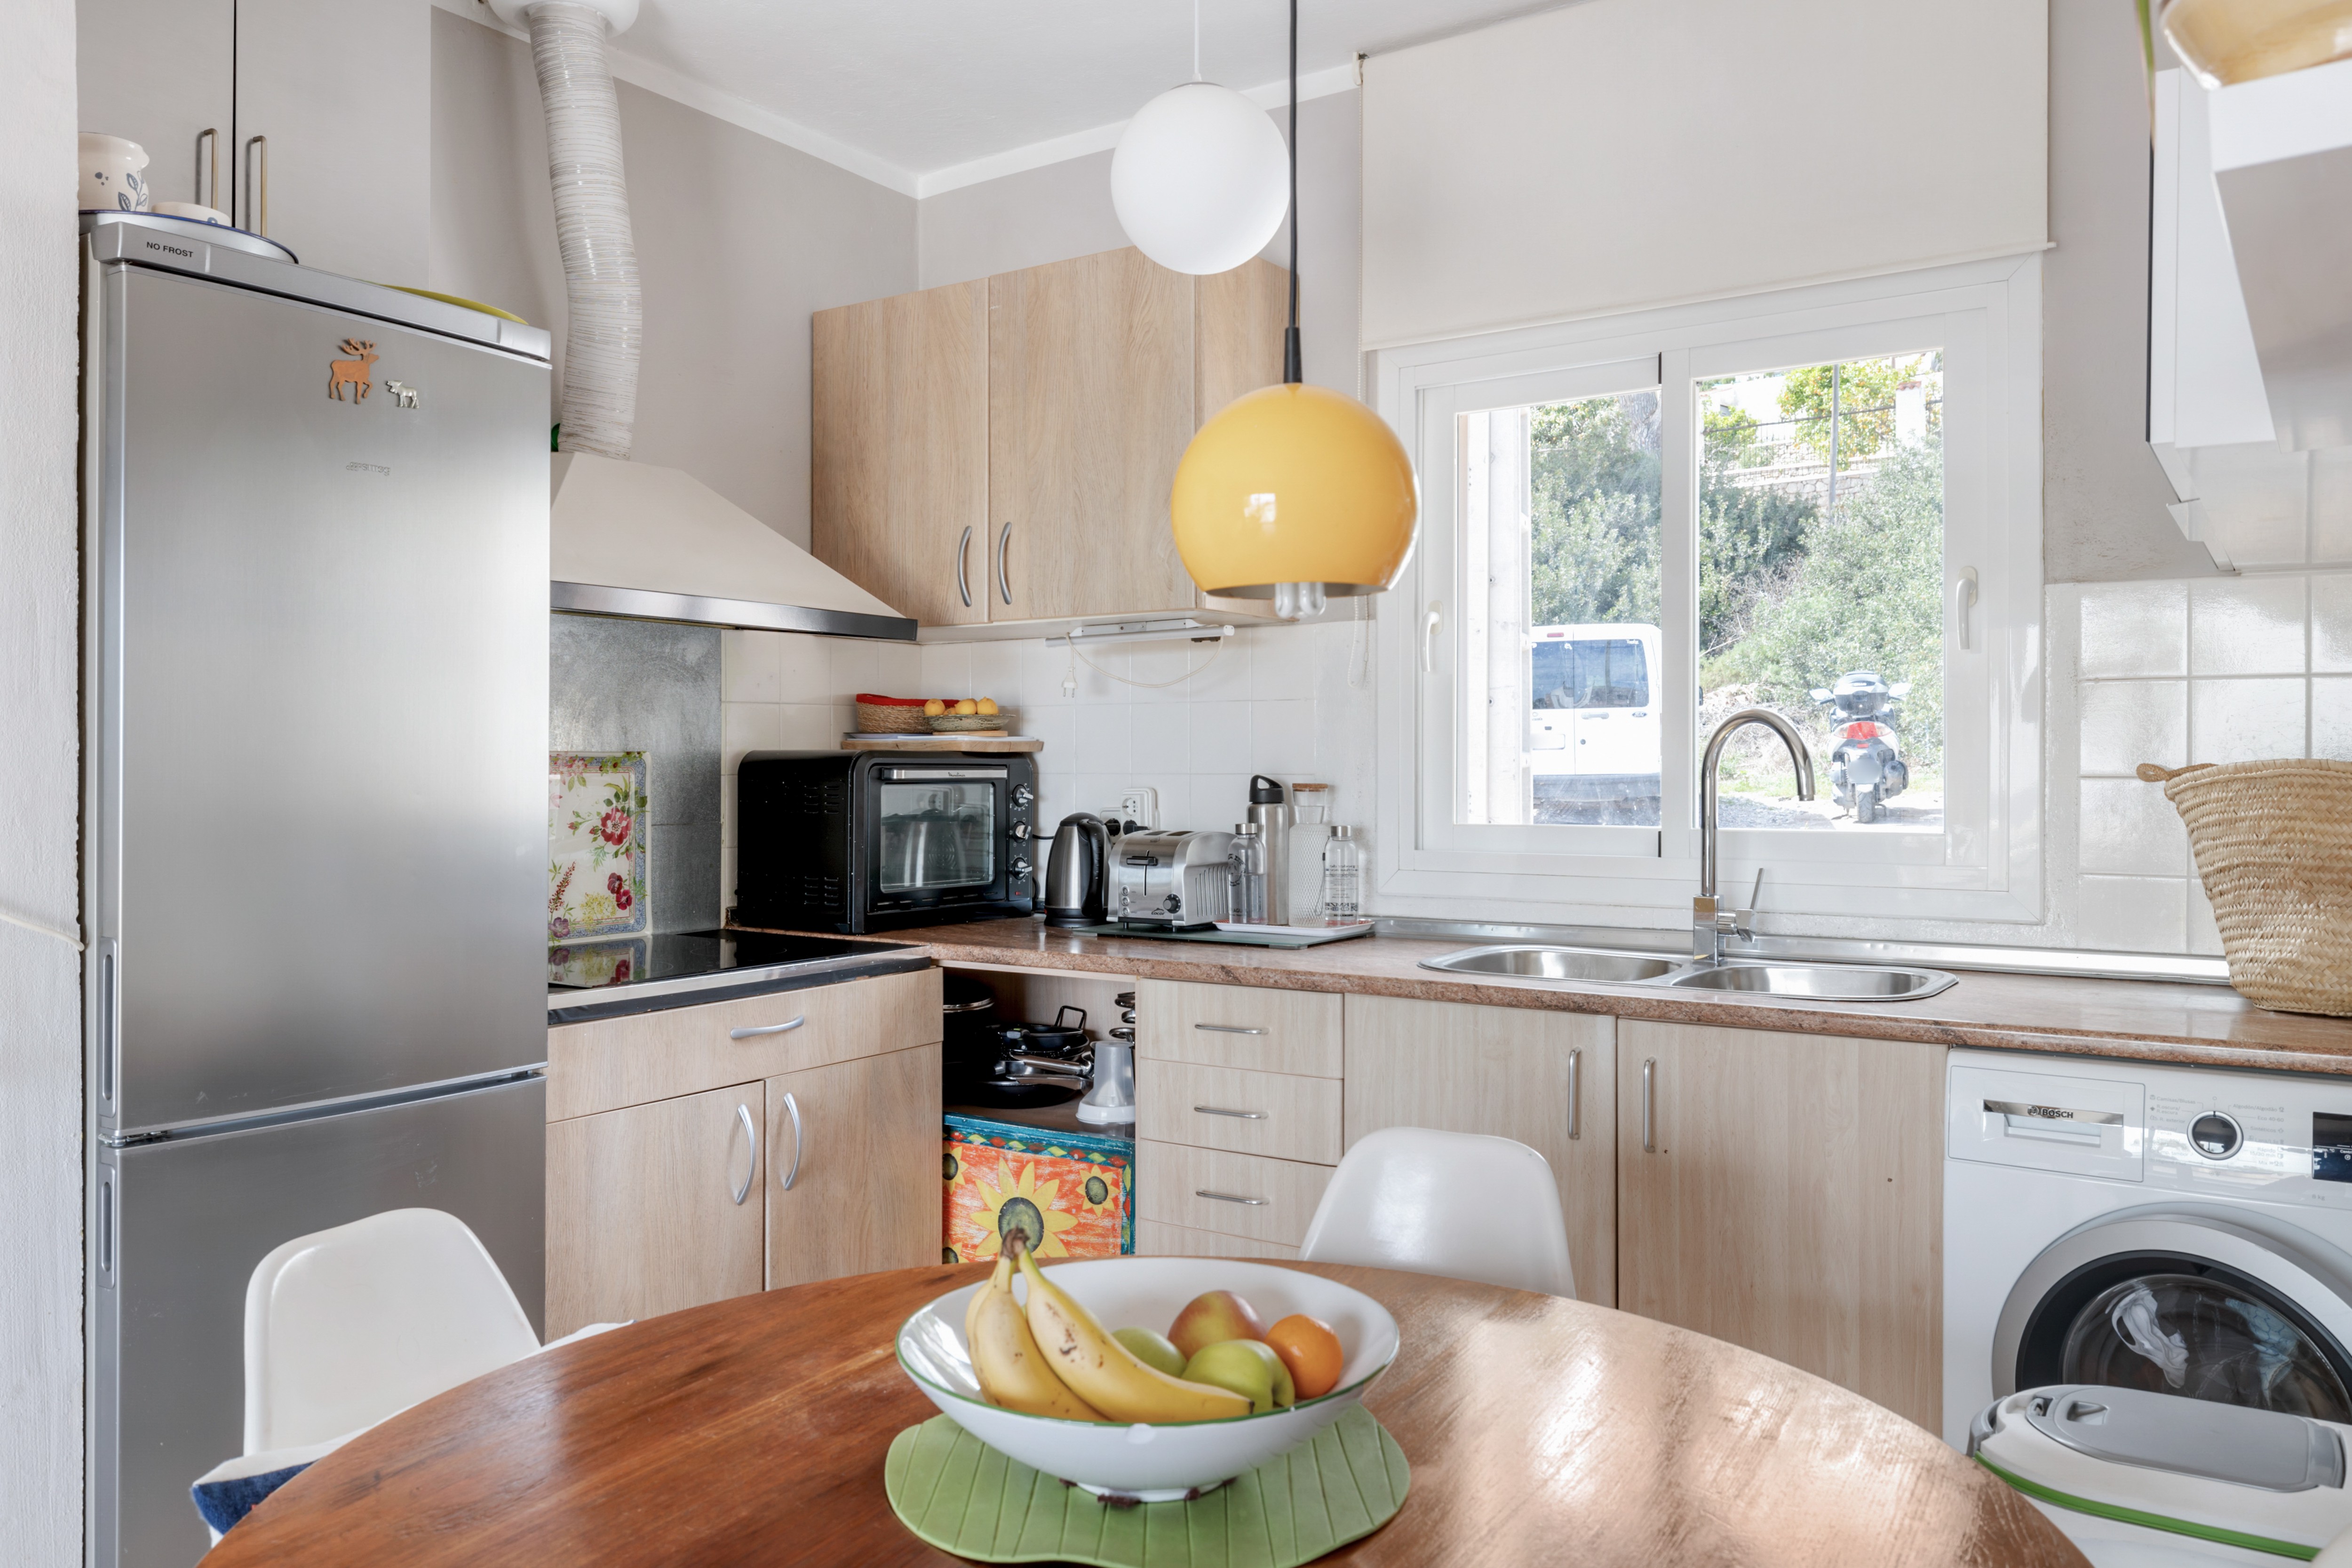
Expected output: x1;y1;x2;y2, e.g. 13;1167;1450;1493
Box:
730;917;2352;1079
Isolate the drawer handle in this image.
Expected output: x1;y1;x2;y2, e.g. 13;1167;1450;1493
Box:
1194;1106;1266;1120
1193;1024;1266;1036
1195;1189;1267;1206
731;1015;806;1040
729;1103;758;1206
779;1091;804;1191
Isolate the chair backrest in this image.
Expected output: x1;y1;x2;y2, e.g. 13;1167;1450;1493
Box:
1298;1127;1577;1298
244;1208;540;1452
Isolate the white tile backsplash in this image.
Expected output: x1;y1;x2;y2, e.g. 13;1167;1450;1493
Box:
2078;777;2188;876
2189;676;2307;763
2078;874;2189;952
2080;581;2187;678
715;622;1369;912
2313;676;2352;760
2078;679;2186;776
2189;576;2307;675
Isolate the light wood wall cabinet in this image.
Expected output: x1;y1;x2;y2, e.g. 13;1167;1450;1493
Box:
811;250;1288;629
1615;1020;1943;1429
810;283;989;627
1342;996;1619;1309
545;969;941;1337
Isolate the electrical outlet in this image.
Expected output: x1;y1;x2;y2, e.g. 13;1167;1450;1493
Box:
1118;787;1159;828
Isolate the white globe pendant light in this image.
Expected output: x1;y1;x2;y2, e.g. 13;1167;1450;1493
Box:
1111;13;1288;275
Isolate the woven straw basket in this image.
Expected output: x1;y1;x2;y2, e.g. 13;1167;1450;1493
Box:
2138;758;2352;1016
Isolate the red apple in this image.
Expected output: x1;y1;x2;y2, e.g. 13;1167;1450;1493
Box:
1167;1289;1269;1360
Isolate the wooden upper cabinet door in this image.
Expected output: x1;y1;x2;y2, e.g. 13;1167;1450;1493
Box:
77;0;236;216
233;0;431;281
1341;997;1617;1308
545;1081;766;1339
1616;1021;1944;1430
766;1042;943;1290
1195;258;1290;424
988;249;1198;621
812;283;989;627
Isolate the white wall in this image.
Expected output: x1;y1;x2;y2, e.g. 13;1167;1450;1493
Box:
430;8;919;549
0;0;89;1556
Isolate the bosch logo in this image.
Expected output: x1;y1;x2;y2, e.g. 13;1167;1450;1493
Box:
2024;1105;2066;1119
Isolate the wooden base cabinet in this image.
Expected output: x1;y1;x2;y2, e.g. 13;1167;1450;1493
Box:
766;1043;944;1289
547;1081;767;1338
1341;996;1618;1309
1615;1021;1943;1429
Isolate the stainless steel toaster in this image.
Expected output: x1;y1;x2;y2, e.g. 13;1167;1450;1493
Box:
1110;829;1236;930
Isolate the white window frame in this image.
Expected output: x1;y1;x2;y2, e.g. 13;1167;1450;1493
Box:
1370;254;2044;926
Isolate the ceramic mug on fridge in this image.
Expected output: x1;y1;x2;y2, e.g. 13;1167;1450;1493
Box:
79;135;151;212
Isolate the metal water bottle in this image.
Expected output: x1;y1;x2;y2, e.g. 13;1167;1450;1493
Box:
1247;775;1292;925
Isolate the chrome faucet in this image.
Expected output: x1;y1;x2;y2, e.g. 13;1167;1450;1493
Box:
1695;708;1816;963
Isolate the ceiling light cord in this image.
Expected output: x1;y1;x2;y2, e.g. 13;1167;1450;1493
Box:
1192;0;1202;81
1283;0;1301;385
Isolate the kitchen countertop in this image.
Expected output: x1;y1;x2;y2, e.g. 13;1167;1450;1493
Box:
733;917;2352;1078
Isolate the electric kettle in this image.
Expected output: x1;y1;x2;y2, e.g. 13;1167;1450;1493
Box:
1041;812;1110;927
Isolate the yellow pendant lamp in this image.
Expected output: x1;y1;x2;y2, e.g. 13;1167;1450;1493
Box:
1168;0;1418;621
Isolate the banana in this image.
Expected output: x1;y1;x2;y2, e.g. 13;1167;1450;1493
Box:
968;1236;1105;1422
1016;1245;1252;1424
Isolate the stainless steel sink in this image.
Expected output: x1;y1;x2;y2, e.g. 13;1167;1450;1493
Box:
1662;962;1957;1000
1419;944;1687;984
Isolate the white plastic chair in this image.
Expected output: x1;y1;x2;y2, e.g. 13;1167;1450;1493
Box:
242;1207;541;1452
1297;1127;1578;1299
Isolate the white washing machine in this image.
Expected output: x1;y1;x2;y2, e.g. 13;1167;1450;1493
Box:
1945;1049;2352;1564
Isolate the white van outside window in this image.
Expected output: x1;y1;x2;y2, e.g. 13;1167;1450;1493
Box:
1530;625;1661;825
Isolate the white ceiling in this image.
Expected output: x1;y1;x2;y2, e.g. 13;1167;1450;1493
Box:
453;0;1565;197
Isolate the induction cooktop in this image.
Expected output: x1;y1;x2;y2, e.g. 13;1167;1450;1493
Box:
547;928;925;1021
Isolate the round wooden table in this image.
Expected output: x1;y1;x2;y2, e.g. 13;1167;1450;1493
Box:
207;1263;2087;1567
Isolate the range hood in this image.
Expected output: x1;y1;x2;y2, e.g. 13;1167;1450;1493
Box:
550;452;914;641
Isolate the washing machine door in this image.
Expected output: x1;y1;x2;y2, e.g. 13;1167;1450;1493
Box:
1994;1208;2352;1424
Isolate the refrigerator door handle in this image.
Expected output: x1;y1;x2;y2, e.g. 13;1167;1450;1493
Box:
99;941;119;1112
97;1173;117;1283
729;1102;757;1206
779;1092;803;1191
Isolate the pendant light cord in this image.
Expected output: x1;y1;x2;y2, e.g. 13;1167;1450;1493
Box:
1283;0;1302;384
1192;0;1202;81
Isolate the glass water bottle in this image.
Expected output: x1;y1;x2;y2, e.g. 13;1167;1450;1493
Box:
1318;826;1361;925
1227;823;1268;925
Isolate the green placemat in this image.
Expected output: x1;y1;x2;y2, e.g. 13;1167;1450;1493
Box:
884;1406;1410;1567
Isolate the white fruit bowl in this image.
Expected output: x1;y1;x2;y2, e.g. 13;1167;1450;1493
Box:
895;1256;1400;1500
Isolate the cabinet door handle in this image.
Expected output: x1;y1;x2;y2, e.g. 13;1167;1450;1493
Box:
1567;1047;1581;1141
956;524;974;608
778;1091;804;1191
729;1102;758;1205
195;127;218;212
1193;1023;1265;1036
1195;1189;1266;1206
1193;1106;1266;1120
1641;1058;1657;1154
996;523;1013;605
731;1015;805;1040
243;135;268;235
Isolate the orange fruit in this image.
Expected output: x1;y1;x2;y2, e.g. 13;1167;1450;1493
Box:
1265;1313;1344;1400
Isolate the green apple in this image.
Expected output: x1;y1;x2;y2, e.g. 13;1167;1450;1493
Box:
1112;1326;1187;1377
1181;1338;1295;1414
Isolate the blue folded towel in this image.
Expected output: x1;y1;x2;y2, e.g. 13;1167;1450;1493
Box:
191;1461;310;1536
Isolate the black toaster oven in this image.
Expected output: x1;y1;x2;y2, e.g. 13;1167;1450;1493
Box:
733;751;1038;933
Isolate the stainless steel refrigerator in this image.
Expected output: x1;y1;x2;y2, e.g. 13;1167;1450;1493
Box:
81;214;554;1568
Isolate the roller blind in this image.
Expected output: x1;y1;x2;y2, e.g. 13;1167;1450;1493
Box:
1361;0;2048;348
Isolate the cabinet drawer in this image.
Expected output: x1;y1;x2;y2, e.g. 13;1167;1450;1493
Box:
1136;980;1341;1078
548;968;940;1122
1137;1059;1341;1164
1136;1140;1333;1249
1136;1219;1299;1260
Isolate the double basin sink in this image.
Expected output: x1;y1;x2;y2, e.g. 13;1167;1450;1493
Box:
1422;944;1959;1001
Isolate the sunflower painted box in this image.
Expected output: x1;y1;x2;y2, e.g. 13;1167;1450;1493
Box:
943;1114;1134;1265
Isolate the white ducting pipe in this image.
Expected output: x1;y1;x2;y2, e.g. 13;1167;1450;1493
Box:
493;0;642;459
